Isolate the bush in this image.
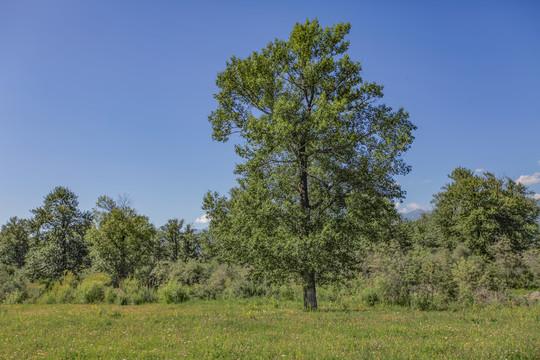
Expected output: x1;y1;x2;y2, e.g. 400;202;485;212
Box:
77;281;105;303
277;284;299;301
3;290;25;304
361;287;380;306
490;240;533;288
411;291;434;311
148;261;172;288
159;281;190;303
118;278;147;305
25;283;46;304
523;249;540;287
76;273;111;303
105;287;118;304
170;259;214;286
41;283;74;304
0;264;26;304
40;271;77;304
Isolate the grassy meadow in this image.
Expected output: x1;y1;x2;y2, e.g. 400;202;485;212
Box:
0;300;539;359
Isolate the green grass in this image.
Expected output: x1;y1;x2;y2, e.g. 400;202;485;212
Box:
0;300;539;359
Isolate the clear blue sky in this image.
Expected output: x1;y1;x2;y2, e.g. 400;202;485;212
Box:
1;0;539;228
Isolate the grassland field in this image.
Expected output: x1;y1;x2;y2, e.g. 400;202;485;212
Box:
0;299;539;360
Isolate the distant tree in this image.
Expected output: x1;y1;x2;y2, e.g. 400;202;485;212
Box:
25;187;92;280
203;19;415;309
197;229;219;261
0;217;29;268
182;223;199;261
86;196;156;285
406;214;444;249
157;219;184;262
431;167;540;256
157;219;200;263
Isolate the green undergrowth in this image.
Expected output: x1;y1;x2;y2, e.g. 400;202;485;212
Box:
0;300;539;359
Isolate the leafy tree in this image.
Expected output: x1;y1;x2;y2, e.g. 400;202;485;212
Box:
182;223;199;261
26;187;92;280
431;167;540;256
158;219;184;262
203;19;415;309
158;219;199;262
0;217;29;268
86;196;157;285
406;214;444;249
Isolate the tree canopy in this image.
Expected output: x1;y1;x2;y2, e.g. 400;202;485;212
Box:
86;196;157;286
26;186;92;280
431;167;540;256
0;217;29;268
204;19;415;309
158;219;199;262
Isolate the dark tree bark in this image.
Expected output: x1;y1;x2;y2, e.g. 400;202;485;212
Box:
302;271;317;310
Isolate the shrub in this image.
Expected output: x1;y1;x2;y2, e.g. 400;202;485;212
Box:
277;284;299;301
25;283;46;303
0;264;26;303
411;290;434;311
159;281;189;303
490;240;533;288
40;271;78;304
119;278;146;305
105;287;118;304
76;273;111;303
3;290;25;304
148;261;172;288
170;259;214;286
361;287;380;306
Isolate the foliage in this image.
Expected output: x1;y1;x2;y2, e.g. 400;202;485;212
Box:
0;171;538;309
26;187;92;280
115;278;155;305
0;264;26;304
204;19;415;309
40;271;78;304
158;280;190;303
0;217;29;268
86;196;157;285
169;259;214;286
147;260;172;288
76;273;111;303
157;219;199;262
431;167;540;255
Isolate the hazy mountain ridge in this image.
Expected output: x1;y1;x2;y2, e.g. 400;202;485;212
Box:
401;209;431;222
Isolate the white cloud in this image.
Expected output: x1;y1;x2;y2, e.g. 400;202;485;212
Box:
533;194;540;201
537;160;540;166
195;214;210;224
516;172;540;185
406;203;423;211
399;203;425;213
395;202;407;213
397;202;427;214
474;168;484;173
423;179;432;183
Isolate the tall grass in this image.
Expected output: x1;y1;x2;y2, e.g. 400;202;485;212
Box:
0;300;538;359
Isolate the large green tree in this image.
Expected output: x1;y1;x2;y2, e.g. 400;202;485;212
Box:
26;187;92;280
0;217;29;268
431;167;540;256
203;19;415;309
86;196;157;285
158;219;199;263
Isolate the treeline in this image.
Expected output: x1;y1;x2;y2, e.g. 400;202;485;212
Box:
1;167;539;309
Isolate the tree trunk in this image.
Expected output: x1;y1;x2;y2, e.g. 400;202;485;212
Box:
298;144;318;310
303;271;318;310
